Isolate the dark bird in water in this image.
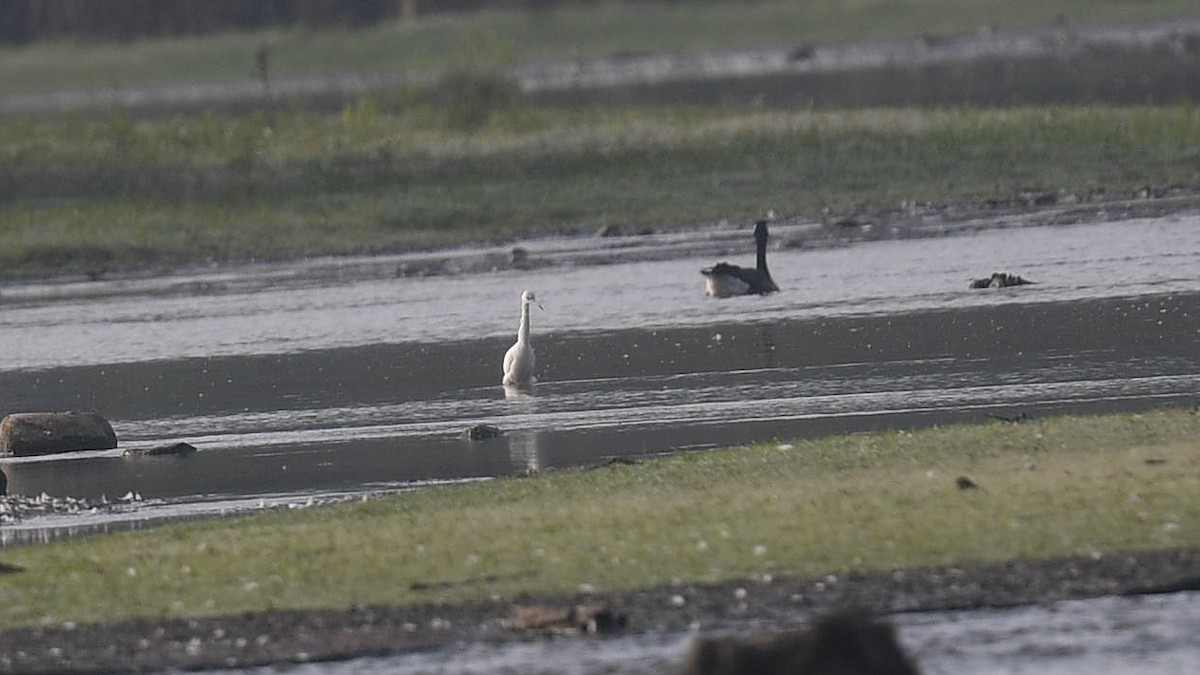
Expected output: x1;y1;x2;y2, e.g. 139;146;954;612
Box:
701;220;780;297
970;272;1035;289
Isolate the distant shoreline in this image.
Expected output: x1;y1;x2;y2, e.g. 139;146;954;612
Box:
4;19;1200;119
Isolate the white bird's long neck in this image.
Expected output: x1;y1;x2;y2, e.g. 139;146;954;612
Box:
517;303;531;343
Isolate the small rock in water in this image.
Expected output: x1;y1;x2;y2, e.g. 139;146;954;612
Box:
463;424;504;441
123;442;198;457
969;272;1035;289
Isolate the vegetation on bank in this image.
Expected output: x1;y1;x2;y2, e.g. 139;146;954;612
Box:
2;103;1200;279
0;408;1197;628
1;0;1199;279
1;0;1198;94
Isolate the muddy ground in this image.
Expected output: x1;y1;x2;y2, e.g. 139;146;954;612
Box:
0;548;1197;673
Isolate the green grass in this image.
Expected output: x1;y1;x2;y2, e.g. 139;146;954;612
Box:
1;0;1199;278
1;0;1198;95
0;408;1197;628
3;104;1200;278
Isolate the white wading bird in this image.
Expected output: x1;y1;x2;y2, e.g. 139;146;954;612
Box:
502;290;542;387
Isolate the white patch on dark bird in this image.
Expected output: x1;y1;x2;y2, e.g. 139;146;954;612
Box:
701;220;780;298
502;290;542;388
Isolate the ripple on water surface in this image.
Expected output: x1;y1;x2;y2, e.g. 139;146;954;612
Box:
0;216;1198;537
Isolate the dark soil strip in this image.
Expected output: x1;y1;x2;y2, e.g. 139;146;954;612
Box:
0;547;1196;674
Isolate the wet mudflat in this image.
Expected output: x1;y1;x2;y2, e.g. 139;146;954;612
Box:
10;547;1197;674
0;209;1198;673
243;588;1200;674
1;212;1199;541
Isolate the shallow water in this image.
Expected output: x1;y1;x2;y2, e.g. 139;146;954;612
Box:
1;216;1196;368
1;213;1198;672
0;215;1198;542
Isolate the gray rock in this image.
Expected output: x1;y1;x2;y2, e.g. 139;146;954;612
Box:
463;424;504;441
969;272;1035;288
0;412;118;456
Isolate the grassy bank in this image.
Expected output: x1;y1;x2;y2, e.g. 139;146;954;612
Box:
0;408;1196;628
1;0;1198;95
2;0;1199;279
3;104;1200;278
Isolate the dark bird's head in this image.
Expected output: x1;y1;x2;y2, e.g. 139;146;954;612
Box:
753;220;770;242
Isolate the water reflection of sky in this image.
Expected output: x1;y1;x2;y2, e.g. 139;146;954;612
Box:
0;217;1197;371
0;215;1198;539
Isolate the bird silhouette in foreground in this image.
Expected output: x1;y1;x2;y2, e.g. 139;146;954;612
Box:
503;290;542;388
969;272;1035;289
682;610;920;675
701;220;780;297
